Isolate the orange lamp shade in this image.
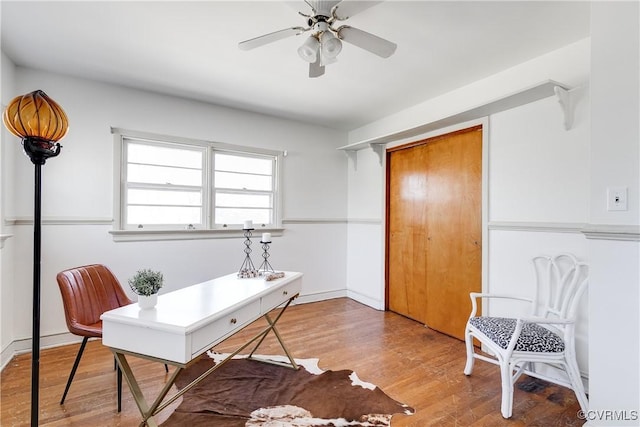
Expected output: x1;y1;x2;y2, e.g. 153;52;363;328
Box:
3;90;69;142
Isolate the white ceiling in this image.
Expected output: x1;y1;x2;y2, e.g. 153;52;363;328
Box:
1;1;591;131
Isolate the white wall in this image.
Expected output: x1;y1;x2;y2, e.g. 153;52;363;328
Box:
489;90;590;224
485;89;591;376
1;66;349;365
345;147;386;308
587;2;640;425
0;51;18;362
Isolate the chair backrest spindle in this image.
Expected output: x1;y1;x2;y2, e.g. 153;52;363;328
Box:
532;253;588;329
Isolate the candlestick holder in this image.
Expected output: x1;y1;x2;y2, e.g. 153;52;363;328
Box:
237;228;258;278
258;240;275;275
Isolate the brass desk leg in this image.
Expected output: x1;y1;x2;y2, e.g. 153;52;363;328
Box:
264;311;299;370
247;296;299;370
112;351;182;427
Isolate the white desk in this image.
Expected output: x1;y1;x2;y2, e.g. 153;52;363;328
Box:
101;271;302;426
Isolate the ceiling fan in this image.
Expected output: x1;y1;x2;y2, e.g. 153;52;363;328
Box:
238;0;397;78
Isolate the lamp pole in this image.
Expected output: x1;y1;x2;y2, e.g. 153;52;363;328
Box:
32;160;43;426
3;91;68;427
24;138;62;427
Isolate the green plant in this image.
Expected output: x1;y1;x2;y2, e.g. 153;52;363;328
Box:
128;269;163;296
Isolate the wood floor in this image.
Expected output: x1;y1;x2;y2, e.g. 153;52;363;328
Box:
1;298;584;426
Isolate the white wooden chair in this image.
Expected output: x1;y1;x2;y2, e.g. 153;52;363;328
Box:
463;253;588;418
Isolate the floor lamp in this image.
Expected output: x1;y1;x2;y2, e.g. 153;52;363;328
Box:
3;90;69;427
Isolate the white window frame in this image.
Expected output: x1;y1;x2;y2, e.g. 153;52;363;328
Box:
111;128;283;241
124;138;208;229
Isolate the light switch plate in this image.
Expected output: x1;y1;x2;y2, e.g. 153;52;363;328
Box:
607;187;628;211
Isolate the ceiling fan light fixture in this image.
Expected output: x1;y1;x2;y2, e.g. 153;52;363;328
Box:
239;2;397;77
320;31;342;59
298;35;320;63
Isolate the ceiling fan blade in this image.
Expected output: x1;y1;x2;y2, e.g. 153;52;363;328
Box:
309;57;325;78
239;27;306;51
307;0;342;16
332;1;383;20
337;25;397;58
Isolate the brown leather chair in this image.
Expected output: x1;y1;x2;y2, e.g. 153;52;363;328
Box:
57;264;133;411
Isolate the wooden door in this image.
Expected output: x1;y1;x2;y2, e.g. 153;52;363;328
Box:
386;126;482;340
387;142;430;322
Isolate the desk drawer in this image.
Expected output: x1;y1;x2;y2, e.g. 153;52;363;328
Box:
261;279;301;313
190;299;261;358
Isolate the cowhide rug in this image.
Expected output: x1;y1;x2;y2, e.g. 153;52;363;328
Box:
161;352;414;426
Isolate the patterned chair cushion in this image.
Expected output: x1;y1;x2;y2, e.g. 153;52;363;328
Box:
469;316;565;353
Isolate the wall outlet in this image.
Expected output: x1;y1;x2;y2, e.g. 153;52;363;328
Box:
607;187;628;211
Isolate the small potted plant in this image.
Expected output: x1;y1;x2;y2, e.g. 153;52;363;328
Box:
128;269;163;309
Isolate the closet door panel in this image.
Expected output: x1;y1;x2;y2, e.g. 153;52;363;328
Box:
424;128;482;340
386;126;482;340
387;143;429;323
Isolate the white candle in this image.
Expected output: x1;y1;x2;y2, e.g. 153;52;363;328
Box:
262;232;272;243
243;220;253;229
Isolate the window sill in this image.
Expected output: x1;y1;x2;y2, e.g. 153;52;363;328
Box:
109;228;283;242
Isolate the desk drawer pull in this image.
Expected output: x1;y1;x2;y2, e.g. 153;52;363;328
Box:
283;290;288;296
230;318;237;325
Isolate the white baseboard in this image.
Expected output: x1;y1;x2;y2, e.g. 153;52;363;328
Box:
1;332;85;371
296;289;384;311
294;289;348;305
346;289;384;310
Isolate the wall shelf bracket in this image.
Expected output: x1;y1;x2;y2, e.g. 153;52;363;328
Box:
343;144;385;170
369;143;385;166
0;234;12;249
554;86;574;130
344;149;358;170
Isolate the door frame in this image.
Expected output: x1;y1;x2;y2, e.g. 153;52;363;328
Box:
383;118;490;311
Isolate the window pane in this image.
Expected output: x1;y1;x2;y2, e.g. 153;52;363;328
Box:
215;171;272;191
128;206;201;225
120;134;280;230
129;164;202;186
128;142;202;168
215;153;272;175
216;192;271;208
215;208;271;225
128;189;202;206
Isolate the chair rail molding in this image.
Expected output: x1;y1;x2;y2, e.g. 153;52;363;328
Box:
5;216;113;226
581;224;640;241
489;221;640;241
488;221;586;234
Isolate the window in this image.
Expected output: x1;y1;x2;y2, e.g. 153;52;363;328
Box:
113;129;280;234
213;152;274;226
125;140;205;227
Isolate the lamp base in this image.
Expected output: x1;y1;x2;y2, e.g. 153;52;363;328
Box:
22;137;62;165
